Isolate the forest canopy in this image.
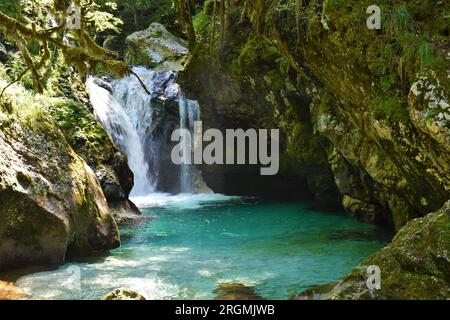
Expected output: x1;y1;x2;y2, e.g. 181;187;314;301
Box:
0;0;142;95
0;0;236;96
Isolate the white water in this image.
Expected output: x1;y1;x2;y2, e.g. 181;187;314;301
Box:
178;94;201;193
87;75;154;196
131;192;241;209
87;66;208;196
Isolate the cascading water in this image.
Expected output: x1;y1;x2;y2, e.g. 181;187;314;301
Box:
87;66;208;196
178;95;200;193
87;74;154;197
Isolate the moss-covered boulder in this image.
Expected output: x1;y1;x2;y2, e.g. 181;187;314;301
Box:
299;201;450;300
45;96;140;224
0;84;120;272
125;22;189;71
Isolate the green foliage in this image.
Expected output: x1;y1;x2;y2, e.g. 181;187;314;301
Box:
261;46;280;62
0;73;51;127
380;74;396;93
380;43;402;74
193;11;210;34
276;57;290;78
374;95;409;122
0;0;20;18
0;0;128;95
386;4;416;36
417;42;435;69
46;98;114;165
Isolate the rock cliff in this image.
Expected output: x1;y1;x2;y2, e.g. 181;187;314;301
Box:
178;0;449;228
0;81;120;272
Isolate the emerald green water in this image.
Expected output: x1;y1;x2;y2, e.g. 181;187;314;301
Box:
16;194;388;300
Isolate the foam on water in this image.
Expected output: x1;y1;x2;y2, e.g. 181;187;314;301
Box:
131;192;242;209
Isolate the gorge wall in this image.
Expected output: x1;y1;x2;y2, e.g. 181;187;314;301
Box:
177;0;449;230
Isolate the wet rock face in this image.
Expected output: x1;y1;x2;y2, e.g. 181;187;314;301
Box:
101;288;146;300
0;116;120;272
300;201;450;300
179;42;341;204
45;85;141;224
125;22;189;71
215;0;450;229
94;160;140;224
96;165;126;201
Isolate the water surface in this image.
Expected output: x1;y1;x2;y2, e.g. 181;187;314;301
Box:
16;194;388;300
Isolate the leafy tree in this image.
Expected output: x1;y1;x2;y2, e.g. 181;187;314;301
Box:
0;0;148;95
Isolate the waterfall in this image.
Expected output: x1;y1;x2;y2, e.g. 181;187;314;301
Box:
86;73;154;197
178;95;200;193
87;66;210;196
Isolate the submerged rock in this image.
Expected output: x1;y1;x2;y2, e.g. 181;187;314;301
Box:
213;282;264;300
0;105;120;272
299;201;450;300
101;288;146;300
125;22;189;71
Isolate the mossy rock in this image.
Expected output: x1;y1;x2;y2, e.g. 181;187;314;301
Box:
298;201;450;300
0;83;120;272
125;22;189;71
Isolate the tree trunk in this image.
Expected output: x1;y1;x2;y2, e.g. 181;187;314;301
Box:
219;0;225;48
174;0;196;50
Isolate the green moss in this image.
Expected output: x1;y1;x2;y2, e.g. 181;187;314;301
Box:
45;99;115;168
300;202;450;299
267;70;284;90
105;60;130;78
276;57;290;78
261;46;281;62
380;74;396;93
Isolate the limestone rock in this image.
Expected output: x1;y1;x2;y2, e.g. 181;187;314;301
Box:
299;201;450;300
45;94;141;225
0;113;120;272
408;76;450;152
125;23;189;71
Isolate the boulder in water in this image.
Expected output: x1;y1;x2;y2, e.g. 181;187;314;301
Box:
0;108;120;272
101;288;146;300
213;282;264;300
297;201;450;300
125;23;189;71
